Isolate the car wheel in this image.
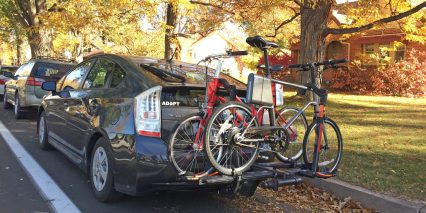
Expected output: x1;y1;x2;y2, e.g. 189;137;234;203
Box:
90;138;123;202
3;89;12;109
14;93;25;119
38;111;52;150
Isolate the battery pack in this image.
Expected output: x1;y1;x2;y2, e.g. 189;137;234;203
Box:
246;73;273;106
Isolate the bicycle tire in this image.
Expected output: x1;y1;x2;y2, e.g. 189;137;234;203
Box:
275;107;308;162
302;117;343;173
204;101;259;176
169;114;211;176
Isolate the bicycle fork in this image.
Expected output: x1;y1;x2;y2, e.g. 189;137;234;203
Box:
311;104;334;178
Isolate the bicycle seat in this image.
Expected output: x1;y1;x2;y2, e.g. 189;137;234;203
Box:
257;64;284;72
246;36;279;49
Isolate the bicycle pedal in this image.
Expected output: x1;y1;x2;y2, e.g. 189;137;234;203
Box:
315;172;335;179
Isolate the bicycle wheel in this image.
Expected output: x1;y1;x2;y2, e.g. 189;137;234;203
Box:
204;101;259;176
169;114;210;176
302;118;343;173
275;107;308;162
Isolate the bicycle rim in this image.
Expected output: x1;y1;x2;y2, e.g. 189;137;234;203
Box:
275;107;307;161
302;118;343;173
170;115;211;176
204;102;259;176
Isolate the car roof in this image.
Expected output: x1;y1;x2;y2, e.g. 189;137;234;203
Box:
0;65;19;68
90;54;246;89
28;58;76;65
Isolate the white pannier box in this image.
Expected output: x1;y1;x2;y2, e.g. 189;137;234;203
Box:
246;73;273;106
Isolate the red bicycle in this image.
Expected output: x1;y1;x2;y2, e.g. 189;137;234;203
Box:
169;50;307;177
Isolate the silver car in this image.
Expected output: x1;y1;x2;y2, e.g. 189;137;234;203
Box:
0;65;19;95
4;58;75;119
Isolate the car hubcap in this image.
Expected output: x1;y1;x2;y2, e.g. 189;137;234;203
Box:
92;147;108;191
39;117;45;143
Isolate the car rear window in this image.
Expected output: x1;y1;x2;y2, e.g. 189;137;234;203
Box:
33;62;74;79
137;61;246;89
162;87;205;107
0;67;18;75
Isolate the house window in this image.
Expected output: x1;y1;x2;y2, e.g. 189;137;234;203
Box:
395;44;405;62
379;44;391;61
362;44;375;55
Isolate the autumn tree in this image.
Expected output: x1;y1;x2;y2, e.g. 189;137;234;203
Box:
41;0;160;59
191;0;426;87
164;0;233;59
0;0;53;57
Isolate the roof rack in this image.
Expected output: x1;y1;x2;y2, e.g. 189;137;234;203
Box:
32;56;77;63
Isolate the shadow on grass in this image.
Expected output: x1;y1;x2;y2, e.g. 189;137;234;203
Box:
338;148;426;201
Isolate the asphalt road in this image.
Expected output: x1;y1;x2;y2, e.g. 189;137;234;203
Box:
0;100;311;213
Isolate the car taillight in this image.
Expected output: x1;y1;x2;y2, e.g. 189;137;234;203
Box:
26;77;44;86
0;79;6;85
134;86;162;137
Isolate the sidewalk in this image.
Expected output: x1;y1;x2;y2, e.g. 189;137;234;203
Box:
305;178;426;213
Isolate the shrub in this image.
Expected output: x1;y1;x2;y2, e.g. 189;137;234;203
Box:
330;49;426;97
258;51;293;80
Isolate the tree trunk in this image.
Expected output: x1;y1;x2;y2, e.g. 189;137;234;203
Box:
298;1;332;93
164;3;177;60
16;33;21;65
15;0;52;58
27;29;53;57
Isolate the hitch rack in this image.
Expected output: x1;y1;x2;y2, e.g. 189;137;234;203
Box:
173;161;312;192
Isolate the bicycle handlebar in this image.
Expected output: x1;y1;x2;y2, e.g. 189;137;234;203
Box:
229;50;248;56
201;50;248;62
288;58;348;69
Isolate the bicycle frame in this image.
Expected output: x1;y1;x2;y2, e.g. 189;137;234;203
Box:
192;58;300;151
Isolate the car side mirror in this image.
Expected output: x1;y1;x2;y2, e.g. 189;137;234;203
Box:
41;81;57;95
3;72;13;78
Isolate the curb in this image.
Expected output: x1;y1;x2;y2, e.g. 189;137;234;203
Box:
304;178;425;213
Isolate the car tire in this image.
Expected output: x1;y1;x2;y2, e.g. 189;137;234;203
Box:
14;93;25;119
38;111;52;150
90;138;123;202
3;89;12;109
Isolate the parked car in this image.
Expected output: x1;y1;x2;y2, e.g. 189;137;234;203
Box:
3;57;75;118
0;65;19;96
37;54;248;202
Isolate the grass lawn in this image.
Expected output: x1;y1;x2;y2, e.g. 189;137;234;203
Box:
284;92;426;201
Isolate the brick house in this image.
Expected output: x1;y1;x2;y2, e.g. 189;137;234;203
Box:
289;6;426;83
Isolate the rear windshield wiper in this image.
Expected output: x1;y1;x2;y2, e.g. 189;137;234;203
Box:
140;64;186;83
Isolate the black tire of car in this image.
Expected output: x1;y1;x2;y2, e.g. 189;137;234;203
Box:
90;138;123;202
37;111;52;150
3;88;12;109
14;93;25;119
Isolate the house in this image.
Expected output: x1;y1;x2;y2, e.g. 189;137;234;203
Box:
290;4;426;66
179;22;254;82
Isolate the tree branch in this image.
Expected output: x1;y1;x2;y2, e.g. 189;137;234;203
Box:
326;1;426;35
293;0;311;9
189;0;235;15
266;12;300;37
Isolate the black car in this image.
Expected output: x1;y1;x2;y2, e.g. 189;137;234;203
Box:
38;54;248;201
